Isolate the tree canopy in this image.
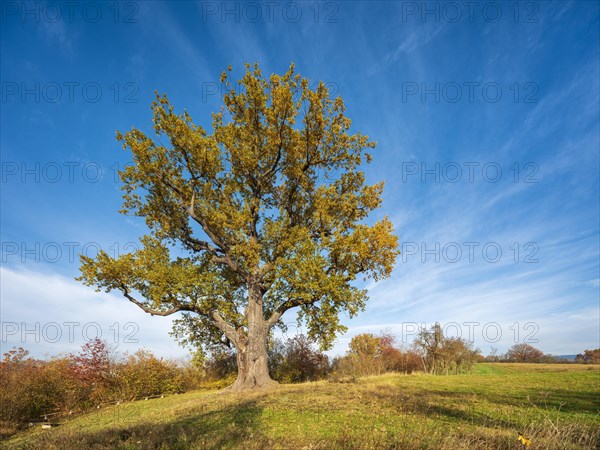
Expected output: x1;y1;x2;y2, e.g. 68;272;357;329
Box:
506;343;544;363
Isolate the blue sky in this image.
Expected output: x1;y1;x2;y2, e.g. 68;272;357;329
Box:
1;1;598;360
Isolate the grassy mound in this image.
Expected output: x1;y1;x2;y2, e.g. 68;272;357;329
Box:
4;363;599;449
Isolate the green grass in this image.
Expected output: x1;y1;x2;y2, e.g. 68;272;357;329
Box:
4;363;599;449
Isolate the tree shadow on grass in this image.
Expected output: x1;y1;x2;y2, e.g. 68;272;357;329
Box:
365;382;600;442
499;387;600;414
17;400;271;450
366;385;528;430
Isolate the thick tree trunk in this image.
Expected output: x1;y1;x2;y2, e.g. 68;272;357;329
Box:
228;331;277;390
227;285;278;391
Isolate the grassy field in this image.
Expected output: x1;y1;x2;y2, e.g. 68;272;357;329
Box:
3;363;599;449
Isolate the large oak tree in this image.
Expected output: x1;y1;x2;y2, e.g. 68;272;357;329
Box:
78;63;399;390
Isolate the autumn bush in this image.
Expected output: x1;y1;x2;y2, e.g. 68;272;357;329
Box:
379;345;424;374
203;348;238;380
270;335;330;383
413;324;481;375
68;338;116;406
332;332;423;378
0;341;206;436
0;348;84;436
115;350;185;399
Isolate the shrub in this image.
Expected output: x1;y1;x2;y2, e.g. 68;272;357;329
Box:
0;344;207;438
115;350;183;400
69;338;117;405
0;348;82;429
204;348;238;380
413;324;480;374
380;346;424;374
334;332;423;377
271;335;329;383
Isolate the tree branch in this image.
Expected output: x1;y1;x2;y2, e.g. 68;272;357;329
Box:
266;295;321;329
159;171;246;277
121;284;242;345
120;285;185;317
209;310;240;346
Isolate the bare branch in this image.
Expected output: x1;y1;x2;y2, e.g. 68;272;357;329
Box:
120;286;184;317
266;295;321;329
121;285;241;345
209;310;240;346
266;309;283;329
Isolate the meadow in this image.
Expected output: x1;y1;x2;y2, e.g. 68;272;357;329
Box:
3;363;599;449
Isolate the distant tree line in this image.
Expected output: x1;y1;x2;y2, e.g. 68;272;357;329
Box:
483;343;600;364
575;348;600;363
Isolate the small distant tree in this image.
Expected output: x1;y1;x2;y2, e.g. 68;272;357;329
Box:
345;333;386;375
575;348;600;363
414;324;479;374
69;338;116;404
69;338;111;383
349;333;383;357
413;323;444;374
485;346;500;362
506;343;543;363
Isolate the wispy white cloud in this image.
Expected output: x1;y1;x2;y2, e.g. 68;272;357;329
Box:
0;267;188;359
369;24;446;75
125;54;146;80
39;16;77;55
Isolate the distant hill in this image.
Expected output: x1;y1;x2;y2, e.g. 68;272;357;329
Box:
556;354;578;361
